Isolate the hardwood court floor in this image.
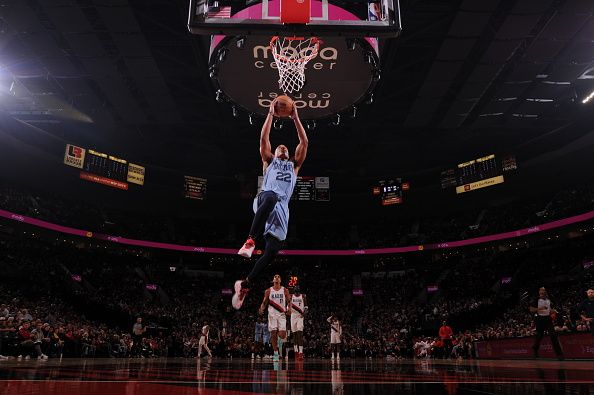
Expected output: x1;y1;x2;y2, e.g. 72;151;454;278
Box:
1;357;594;394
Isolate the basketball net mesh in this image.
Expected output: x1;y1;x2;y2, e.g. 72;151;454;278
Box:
271;36;320;94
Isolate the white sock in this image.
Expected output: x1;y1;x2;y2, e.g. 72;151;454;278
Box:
294;346;298;353
299;346;303;353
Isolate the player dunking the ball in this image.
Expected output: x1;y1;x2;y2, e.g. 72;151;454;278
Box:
232;97;308;310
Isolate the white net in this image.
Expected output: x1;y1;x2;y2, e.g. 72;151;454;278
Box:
270;36;320;94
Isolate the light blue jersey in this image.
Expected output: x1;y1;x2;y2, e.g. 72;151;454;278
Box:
253;158;297;241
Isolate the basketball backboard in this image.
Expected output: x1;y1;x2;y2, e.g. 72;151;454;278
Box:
188;0;401;38
191;0;400;121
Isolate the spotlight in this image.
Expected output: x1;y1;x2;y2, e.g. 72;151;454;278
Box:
306;120;316;131
218;48;228;62
350;106;357;119
365;93;374;105
236;36;246;49
209;66;217;79
346;38;357;51
248;113;255;125
582;89;594;104
215;90;225;103
331;114;341;126
364;52;376;66
273;119;283;130
232;106;239;117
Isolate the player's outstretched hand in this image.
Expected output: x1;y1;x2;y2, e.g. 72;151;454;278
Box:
269;98;277;116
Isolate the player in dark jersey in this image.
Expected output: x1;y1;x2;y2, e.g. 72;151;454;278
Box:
232;99;308;310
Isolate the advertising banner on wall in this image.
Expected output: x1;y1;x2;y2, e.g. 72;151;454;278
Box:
64;144;86;169
475;333;594;359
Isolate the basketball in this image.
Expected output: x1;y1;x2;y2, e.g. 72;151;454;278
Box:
274;95;294;118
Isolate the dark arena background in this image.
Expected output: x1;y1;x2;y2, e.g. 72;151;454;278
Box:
2;0;594;394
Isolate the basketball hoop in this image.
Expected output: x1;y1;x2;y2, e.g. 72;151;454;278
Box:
270;36;320;94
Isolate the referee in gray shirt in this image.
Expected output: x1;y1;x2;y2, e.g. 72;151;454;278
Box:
530;287;564;360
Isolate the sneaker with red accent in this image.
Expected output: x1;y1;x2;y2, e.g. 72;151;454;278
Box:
238;238;256;258
232;279;250;310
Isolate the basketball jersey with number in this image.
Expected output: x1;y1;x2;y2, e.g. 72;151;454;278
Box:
268;286;286;315
291;294;305;318
255;157;297;241
261;158;297;203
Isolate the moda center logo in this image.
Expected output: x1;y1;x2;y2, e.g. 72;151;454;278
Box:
210;34;379;119
252;44;337;110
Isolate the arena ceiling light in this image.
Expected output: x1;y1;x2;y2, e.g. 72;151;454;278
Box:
582;89;594;104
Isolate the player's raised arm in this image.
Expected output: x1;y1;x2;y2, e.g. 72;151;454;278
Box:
260;101;276;169
291;106;308;174
259;288;270;315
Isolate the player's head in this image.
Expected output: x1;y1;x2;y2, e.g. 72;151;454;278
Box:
274;145;290;160
273;274;281;285
587;289;594;299
293;285;300;294
539;287;547;298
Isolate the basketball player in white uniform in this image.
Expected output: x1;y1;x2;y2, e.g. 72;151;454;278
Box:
259;274;291;362
197;322;212;358
232;101;308;310
290;286;307;360
327;315;342;361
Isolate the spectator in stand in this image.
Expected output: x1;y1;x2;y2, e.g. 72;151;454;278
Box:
31;322;49;360
17;322;34;360
19;309;33;322
577;289;594;337
414;337;430;358
438;321;453;359
0;317;12;360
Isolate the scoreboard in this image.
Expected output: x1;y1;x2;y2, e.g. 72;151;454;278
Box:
372;178;410;205
83;149;128;182
441;154;517;193
257;176;330;201
184;176;208;200
63;144;145;190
